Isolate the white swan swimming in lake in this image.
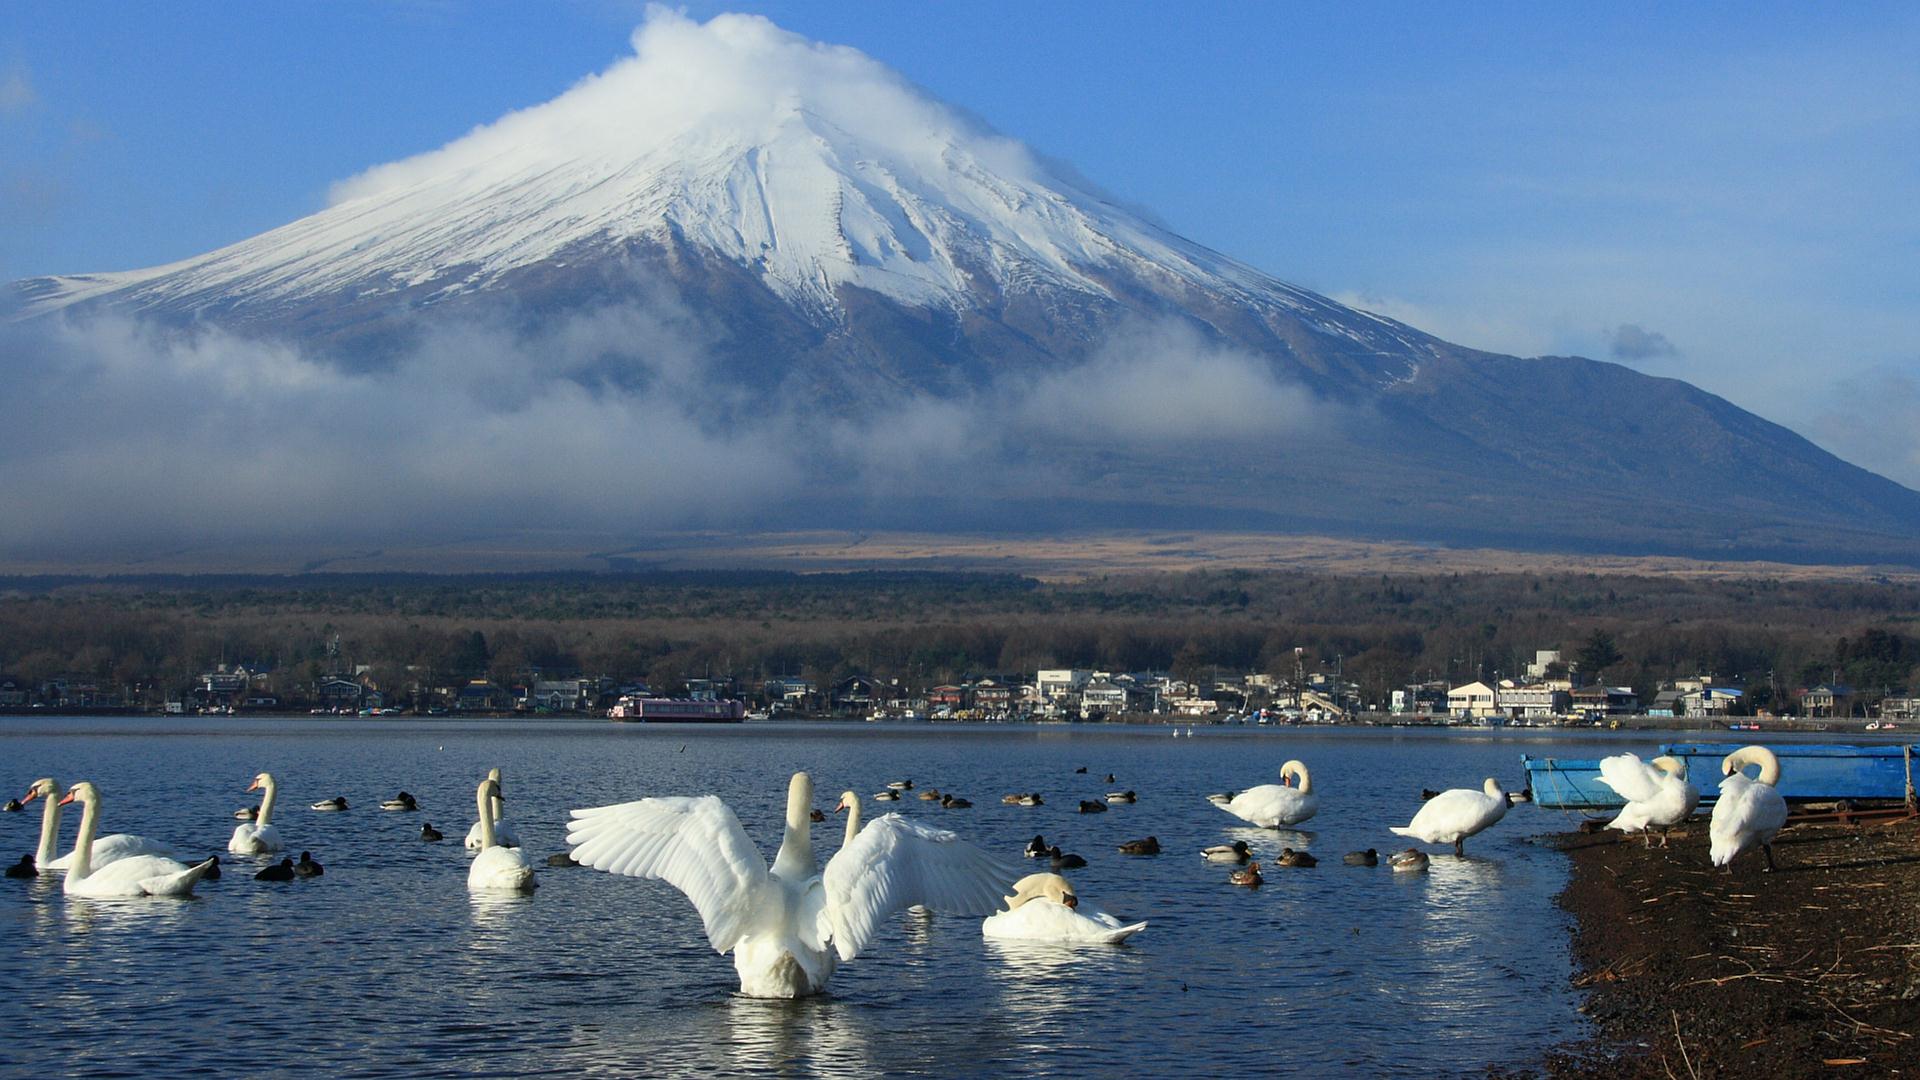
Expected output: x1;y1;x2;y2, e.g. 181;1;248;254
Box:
468;776;536;893
1595;753;1699;846
980;872;1146;945
1389;778;1510;855
1709;746;1789;871
58;782;213;898
568;771;1012;998
465;767;520;849
22;778;177;872
1211;759;1318;828
229;772;285;854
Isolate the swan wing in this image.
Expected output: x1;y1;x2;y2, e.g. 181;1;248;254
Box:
821;812;1015;962
567;795;769;952
1595;754;1664;804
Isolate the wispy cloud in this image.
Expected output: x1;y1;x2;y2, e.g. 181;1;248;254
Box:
1607;324;1677;362
0;65;33;115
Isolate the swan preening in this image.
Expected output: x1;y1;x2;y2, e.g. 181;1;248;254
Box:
980;872;1146;945
23;777;177;873
1211;760;1318;828
229;772;285;854
567;772;1012;998
465;768;521;849
1710;746;1789;871
468;776;536;893
1390;778;1509;855
56;782;213;897
1595;754;1699;846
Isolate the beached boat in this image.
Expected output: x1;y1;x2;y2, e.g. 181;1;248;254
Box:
1523;743;1917;810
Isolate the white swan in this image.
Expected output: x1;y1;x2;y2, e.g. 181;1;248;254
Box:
568;771;1012;998
1710;746;1789;871
58;782;213;898
22;778;177;872
1390;778;1510;855
229;772;285;854
981;872;1146;945
465;767;520;849
1595;753;1699;846
468;776;536;893
1211;759;1318;828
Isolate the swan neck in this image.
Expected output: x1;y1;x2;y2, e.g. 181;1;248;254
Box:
475;781;497;850
257;774;278;826
1287;761;1313;794
842;795;861;848
772;773;815;879
35;784;62;867
71;791;99;880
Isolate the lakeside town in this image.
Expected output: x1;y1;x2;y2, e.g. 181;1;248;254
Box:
9;645;1914;731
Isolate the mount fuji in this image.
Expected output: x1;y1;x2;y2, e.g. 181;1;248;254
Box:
8;12;1919;565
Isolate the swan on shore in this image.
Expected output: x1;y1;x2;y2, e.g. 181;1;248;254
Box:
465;768;520;849
24;778;176;872
229;772;285;854
1595;754;1699;846
468;776;536;893
1389;778;1510;855
57;782;212;897
568;772;1011;998
1211;760;1318;828
1709;746;1789;871
981;872;1146;945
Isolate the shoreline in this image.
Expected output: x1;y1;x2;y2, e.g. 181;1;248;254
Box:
1537;820;1920;1076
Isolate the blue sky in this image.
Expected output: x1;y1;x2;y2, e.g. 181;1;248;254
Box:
4;3;1918;486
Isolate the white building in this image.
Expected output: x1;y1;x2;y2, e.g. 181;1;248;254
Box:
1036;669;1091;701
1448;681;1498;719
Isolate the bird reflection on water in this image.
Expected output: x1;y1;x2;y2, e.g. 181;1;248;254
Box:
723;994;877;1075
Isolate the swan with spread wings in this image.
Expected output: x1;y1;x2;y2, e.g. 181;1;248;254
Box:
567;771;1014;998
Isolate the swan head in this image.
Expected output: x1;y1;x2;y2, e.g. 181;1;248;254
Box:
1481;778;1505;799
247;771;273;792
477;776;501;801
1650;755;1687;779
22;778;57;803
1280;760;1311;792
1004;872;1077;911
1721;745;1780;785
833;790;858;814
57;781;98;807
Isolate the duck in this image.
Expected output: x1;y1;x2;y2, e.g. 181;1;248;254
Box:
1106;791;1137;804
941;794;973;809
1001;794;1023;805
5;854;35;879
1017;793;1043;807
916;789;944;802
420;822;444;842
887;779;913;791
1710;746;1789;871
566;776;1008;998
230;772;284;855
980;872;1147;945
310;796;349;812
1074;767;1088;774
380;792;419;812
464;768;520;849
1228;862;1263;888
1047;846;1087;870
2;799;22;813
1595;753;1700;847
872;790;901;802
1078;800;1108;814
1343;849;1379;866
256;857;296;881
294;851;324;877
55;783;212;898
1118;836;1160;856
1202;840;1251;864
1205;791;1237;806
468;775;536;892
545;852;578;867
1390;778;1511;855
1024;835;1050;859
1103;774;1117;784
1388;848;1430;873
202;856;222;880
234;806;259;821
1276;847;1317;868
810;808;827;822
1212;760;1319;828
1420;788;1442;801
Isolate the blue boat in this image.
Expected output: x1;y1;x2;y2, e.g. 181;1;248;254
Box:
1522;743;1918;810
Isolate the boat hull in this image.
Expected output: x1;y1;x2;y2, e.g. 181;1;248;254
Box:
1523;743;1917;810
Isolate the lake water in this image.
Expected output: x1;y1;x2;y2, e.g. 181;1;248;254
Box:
0;718;1697;1076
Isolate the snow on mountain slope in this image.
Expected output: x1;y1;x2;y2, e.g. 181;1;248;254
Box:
16;10;1426;370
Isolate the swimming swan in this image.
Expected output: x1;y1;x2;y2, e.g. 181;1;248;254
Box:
1709;746;1789;871
229;772;285;854
465;768;521;849
1389;778;1510;855
1595;754;1699;846
567;772;1011;998
981;872;1146;945
468;776;536;893
57;782;213;898
1211;760;1318;828
23;778;177;873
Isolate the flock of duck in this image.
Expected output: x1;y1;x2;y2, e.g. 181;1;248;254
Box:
3;743;1790;999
